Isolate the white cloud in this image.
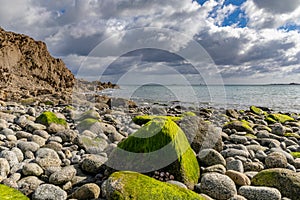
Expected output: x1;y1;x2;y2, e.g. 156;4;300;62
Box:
0;0;299;84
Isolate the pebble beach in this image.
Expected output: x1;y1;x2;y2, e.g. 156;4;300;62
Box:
0;98;300;200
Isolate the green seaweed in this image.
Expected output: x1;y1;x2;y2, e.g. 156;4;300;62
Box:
0;184;29;200
107;171;205;200
35;111;67;127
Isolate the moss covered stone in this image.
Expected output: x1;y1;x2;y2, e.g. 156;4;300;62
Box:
75;109;101;121
223;120;254;134
265;116;277;124
35;111;67;127
0;184;29;200
250;106;264;115
252;168;300;200
284;132;300;139
76;118;100;133
267;113;295;124
132;115;181;126
106;171;205;200
107;118;200;189
290;152;300;158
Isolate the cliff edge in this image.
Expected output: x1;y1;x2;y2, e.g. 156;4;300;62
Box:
0;27;75;103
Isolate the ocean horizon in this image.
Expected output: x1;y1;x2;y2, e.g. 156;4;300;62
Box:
100;84;300;113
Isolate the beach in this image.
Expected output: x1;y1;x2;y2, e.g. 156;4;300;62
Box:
0;97;300;199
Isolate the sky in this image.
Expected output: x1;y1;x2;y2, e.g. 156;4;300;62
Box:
0;0;300;85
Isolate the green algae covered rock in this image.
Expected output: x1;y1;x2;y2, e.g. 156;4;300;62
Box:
132;115;181;126
105;171;205;200
223;120;254;134
252;168;300;200
250;106;264;115
107;117;200;189
36;111;67;127
75;109;101;121
76;118;102;134
290;152;300;158
267;113;295;124
0;184;29;200
284;132;300;139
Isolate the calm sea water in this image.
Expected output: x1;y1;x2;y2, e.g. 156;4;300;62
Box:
100;85;300;113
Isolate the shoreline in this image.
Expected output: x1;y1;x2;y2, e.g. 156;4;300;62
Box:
0;98;300;199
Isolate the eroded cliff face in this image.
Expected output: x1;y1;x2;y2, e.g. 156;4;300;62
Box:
0;27;75;102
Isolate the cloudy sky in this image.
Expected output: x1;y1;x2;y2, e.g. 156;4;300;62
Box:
1;0;300;84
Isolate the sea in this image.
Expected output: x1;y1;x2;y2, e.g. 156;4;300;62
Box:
99;84;300;113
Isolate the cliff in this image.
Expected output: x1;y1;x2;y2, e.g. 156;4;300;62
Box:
0;27;75;102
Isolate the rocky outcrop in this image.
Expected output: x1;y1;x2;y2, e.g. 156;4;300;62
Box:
0;27;74;102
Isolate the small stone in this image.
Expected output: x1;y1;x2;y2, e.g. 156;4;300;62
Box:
24;150;35;159
70;183;100;200
18;176;44;196
27;107;36;116
32;184;67;200
227;159;244;172
0;158;10;178
265;152;288;168
221;148;249;158
35;148;62;169
17;141;40;153
198;148;226;167
15;131;32;139
29;135;46;147
0;128;14;136
272;123;285;136
2;177;18;189
33;130;50;139
200;172;237;200
225;170;251;186
244;161;264;172
0;150;19;167
203;164;227;174
80;154;107;174
230;134;248;144
6;134;17;141
22;163;43;176
49;166;76;185
238;186;281;200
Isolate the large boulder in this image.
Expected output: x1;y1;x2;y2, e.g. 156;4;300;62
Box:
177;116;223;152
105;171;205;200
107;117;200;189
251;168;300;200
